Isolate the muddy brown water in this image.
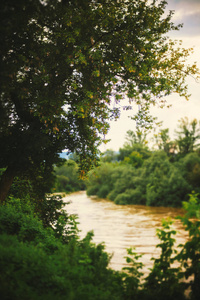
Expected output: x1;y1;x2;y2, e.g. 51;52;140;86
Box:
63;191;188;274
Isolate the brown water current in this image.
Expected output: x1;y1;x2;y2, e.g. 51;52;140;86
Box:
63;191;188;274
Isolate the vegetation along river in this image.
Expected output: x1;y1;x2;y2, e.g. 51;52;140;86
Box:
64;191;188;274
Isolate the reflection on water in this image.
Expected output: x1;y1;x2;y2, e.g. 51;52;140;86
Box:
64;191;188;273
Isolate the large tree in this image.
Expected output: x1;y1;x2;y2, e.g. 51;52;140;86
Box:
0;0;198;202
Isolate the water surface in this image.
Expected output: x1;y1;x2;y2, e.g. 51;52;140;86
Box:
64;191;188;273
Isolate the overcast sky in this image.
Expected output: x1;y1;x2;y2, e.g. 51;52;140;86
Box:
100;0;200;152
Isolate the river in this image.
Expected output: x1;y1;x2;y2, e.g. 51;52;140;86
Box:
63;191;188;274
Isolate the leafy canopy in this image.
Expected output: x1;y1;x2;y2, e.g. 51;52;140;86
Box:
0;0;199;201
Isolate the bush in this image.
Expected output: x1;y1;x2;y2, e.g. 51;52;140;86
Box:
143;222;186;300
86;185;99;196
97;184;110;199
114;188;144;205
1;192;200;300
127;188;145;205
0;198;125;300
146;166;191;207
54;160;85;193
176;193;200;300
0;234;73;300
107;189;119;201
86;163;115;198
0;198;62;253
178;152;200;193
115;193;131;205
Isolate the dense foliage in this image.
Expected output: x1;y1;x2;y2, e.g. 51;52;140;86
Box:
0;192;200;300
53;159;85;193
1;0;199;202
86;119;200;207
0;197;124;300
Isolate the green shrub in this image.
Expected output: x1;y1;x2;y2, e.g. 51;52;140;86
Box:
176;193;200;300
97;184;110;199
146;166;190;207
178;152;200;193
115;193;131;205
114;188;145;205
107;189;119;201
0;198;62;253
127;188;145;205
144;219;186;300
0;233;124;300
122;247;145;300
0;198;125;300
54;160;85;193
0;234;73;300
86;163;115;199
86;185;99;196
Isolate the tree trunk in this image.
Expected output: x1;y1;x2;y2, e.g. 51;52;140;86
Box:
0;166;16;203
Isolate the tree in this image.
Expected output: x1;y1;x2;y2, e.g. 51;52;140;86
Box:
54;159;85;193
124;129;148;147
143;151;190;206
100;149;119;163
86;163;115;198
175;118;200;156
154;128;170;151
178;152;200;193
153;128;178;161
0;0;198;202
118;141;151;163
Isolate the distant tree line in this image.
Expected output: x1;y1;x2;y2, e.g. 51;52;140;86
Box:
86;117;200;207
53;158;85;194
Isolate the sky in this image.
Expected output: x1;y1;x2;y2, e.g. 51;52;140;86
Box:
99;0;200;152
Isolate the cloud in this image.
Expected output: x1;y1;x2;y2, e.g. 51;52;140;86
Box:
167;0;200;36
